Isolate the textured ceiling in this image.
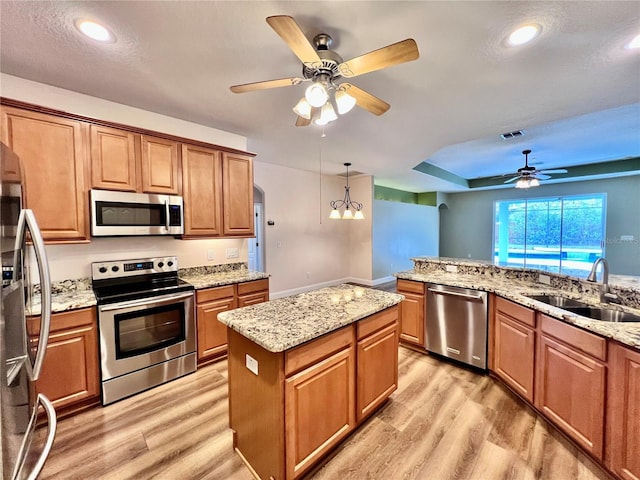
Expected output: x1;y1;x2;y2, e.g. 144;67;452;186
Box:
1;1;639;192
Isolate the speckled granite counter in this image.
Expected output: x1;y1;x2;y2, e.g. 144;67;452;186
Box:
396;257;640;350
218;284;404;352
27;278;96;316
178;267;269;290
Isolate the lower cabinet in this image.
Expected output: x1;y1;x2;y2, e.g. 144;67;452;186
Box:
195;279;269;364
607;343;640;480
396;279;425;347
29;308;100;414
493;297;536;403
228;305;399;480
535;314;607;460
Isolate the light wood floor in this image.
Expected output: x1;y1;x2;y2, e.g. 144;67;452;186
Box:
37;348;613;480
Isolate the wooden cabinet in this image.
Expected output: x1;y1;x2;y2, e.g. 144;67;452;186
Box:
1;106;89;242
396;279;425;347
493;296;536;402
29;308;99;414
222;152;254;236
606;343;640;480
182;146;254;238
356;308;398;422
228;305;399;480
535;314;607;460
195;279;269;364
1;141;22;183
91;125;180;194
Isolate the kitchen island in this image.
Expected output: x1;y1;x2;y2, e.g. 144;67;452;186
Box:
217;284;404;480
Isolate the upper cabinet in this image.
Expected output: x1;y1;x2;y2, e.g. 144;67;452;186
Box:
90;125;180;195
182;145;254;238
1;106;90;242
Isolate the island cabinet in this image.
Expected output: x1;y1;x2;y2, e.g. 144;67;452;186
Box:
606;343;640;480
492;296;536;403
181;144;254;238
227;304;399;480
535;313;607;460
195;279;269;364
1;106;90;243
396;279;425;348
28;308;100;416
90;124;180;194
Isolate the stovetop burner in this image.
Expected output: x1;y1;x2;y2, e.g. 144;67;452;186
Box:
91;256;193;305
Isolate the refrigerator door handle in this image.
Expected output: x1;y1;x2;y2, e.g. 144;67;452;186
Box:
17;394;58;480
15;209;52;380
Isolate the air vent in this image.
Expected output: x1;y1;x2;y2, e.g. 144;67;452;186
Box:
500;130;524;140
337;170;364;177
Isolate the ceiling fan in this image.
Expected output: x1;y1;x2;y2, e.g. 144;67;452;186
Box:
229;15;419;126
504;149;568;188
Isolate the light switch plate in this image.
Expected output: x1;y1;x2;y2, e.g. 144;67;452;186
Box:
246;354;258;375
226;248;239;259
445;265;458;273
207;249;215;261
538;274;551;285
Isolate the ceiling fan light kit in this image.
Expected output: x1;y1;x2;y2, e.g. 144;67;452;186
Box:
230;15;419;127
330;163;364;220
504;149;568;188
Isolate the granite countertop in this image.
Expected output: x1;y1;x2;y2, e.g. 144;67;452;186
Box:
27;289;98;317
218;284;404;353
179;269;269;290
396;270;640;350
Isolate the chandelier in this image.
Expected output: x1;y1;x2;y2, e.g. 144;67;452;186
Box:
330;163;364;219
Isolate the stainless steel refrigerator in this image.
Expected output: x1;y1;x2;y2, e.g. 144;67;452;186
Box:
0;142;56;479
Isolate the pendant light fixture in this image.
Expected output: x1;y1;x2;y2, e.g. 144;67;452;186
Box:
330;163;364;220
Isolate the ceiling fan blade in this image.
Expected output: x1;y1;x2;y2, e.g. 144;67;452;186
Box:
341;83;390;116
266;16;321;66
338;39;419;78
295;115;311;127
230;77;304;93
504;176;520;183
535;174;551;180
538;169;568;174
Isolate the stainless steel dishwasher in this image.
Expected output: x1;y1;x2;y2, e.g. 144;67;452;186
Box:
425;284;489;370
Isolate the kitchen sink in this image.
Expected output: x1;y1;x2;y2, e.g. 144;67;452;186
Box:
564;307;640;323
526;294;591;309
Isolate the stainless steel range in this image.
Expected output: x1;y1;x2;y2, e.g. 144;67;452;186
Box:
91;256;196;405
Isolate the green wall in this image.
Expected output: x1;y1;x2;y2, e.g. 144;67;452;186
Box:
439;175;640;276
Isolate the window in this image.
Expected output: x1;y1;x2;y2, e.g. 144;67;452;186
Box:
494;194;606;277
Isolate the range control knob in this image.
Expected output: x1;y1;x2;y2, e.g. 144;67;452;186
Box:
99;266;108;274
111;266;119;272
157;262;164;268
167;261;174;267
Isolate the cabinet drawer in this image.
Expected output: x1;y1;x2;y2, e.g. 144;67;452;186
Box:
28;307;95;334
196;285;236;304
357;306;398;340
496;296;536;328
237;278;269;296
397;279;425;295
285;326;354;377
539;314;606;361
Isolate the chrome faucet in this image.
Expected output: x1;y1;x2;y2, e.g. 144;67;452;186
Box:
587;257;618;303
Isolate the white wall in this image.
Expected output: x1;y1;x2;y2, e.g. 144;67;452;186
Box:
253;161;351;297
372;200;439;279
348;175;374;284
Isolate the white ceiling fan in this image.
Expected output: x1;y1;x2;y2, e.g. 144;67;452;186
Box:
504;149;568;188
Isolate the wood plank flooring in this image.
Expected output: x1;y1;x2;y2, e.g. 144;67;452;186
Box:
36;347;613;480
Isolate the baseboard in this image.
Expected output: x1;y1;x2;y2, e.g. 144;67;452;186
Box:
270;276;397;299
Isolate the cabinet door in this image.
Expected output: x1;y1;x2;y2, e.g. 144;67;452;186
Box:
607;343;640;480
493;311;536;402
90;125;137;191
30;308;99;410
222;152;254;236
182;144;223;236
357;322;398;422
140;135;180;194
1;142;22;183
285;346;355;479
398;291;425;347
1;106;89;242
536;334;606;459
196;295;237;362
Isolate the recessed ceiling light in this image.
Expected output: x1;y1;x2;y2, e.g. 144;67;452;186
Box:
625;34;640;49
507;24;541;47
75;20;115;43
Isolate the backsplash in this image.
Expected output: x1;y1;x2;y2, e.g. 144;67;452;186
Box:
411;256;640;308
178;262;248;276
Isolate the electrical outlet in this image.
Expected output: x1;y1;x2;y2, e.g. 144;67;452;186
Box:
207;249;215;261
226;248;239;259
306;272;311;279
538;274;551;285
445;265;459;273
245;354;258;375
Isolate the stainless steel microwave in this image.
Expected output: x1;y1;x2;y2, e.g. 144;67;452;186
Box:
90;189;184;236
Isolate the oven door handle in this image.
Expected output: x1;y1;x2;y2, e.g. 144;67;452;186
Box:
99;291;194;312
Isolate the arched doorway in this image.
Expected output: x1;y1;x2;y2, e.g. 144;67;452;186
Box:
248;185;265;272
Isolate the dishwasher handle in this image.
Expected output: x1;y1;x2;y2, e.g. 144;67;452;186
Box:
427;287;485;302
